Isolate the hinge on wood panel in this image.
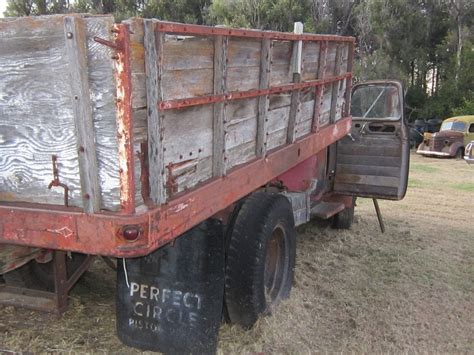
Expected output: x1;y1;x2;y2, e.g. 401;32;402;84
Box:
48;155;70;207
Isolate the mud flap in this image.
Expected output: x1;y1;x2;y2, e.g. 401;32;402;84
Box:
116;220;224;354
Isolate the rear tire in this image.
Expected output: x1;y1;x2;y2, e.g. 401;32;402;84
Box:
225;192;296;329
331;197;355;230
455;147;464;159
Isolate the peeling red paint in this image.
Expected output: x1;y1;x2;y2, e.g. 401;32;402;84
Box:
113;23;135;214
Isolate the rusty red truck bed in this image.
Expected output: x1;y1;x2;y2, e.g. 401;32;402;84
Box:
0;15;354;257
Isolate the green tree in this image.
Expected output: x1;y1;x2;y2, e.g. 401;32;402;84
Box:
206;0;312;32
5;0;71;16
142;0;210;24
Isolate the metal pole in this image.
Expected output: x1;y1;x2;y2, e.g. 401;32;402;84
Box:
372;198;385;233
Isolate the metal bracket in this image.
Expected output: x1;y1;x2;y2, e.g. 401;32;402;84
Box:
48;155;69;207
93;36;119;50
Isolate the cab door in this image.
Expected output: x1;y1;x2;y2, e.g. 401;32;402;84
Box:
333;80;409;200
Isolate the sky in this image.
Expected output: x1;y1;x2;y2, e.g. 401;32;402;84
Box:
0;0;6;18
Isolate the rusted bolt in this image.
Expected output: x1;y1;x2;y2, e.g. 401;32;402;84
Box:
84;193;90;200
189;152;193;156
179;155;183;159
66;32;73;39
118;168;124;174
74;95;78;100
79;146;85;153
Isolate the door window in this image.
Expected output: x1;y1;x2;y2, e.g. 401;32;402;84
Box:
351;84;401;120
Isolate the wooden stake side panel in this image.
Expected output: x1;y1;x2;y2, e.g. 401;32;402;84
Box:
0;15;121;211
128;18;352;199
0;16;352;214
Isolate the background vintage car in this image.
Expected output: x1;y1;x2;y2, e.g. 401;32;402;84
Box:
416;115;474;158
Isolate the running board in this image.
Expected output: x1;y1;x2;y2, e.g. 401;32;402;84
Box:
310;202;345;219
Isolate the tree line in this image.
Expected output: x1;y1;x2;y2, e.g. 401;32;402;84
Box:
4;0;473;121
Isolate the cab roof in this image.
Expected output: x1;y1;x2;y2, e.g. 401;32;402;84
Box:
443;115;474;124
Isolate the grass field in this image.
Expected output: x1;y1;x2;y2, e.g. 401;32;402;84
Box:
1;153;473;353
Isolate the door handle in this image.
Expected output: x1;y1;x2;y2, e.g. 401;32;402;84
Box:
359;122;368;135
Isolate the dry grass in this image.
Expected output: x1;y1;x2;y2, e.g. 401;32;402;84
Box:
1;153;473;353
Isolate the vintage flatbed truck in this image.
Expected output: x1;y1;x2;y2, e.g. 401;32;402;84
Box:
0;14;409;353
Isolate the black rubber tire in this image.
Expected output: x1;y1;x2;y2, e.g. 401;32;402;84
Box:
225;192;296;329
331;197;356;230
455;147;464;159
3;253;88;291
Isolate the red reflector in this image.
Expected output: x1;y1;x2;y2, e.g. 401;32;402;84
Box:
122;225;140;242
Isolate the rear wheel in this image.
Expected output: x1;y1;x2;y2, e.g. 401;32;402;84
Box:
455;147;464;159
225;192;296;328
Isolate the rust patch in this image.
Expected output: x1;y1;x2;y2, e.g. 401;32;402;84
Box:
112;24;136;214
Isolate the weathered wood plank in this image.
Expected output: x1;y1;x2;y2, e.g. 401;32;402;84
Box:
227;38;261;67
344;42;354;118
267;106;291;133
329;44;343;124
85;16;121;211
295;89;315;138
162;105;214;196
212;35;228;177
0;17;83;207
163;36;214;71
312;41;328;132
226;140;256;169
226;116;257;150
64;16;101;213
225;98;258;169
256;38;272;157
227;66;261;92
144;20;166;205
267;127;288;150
287;83;300;143
302;41;320;81
270;41;292;86
287;23;303;144
319;84;333;127
0;15;65;39
0;15;119;210
162;68;214;100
